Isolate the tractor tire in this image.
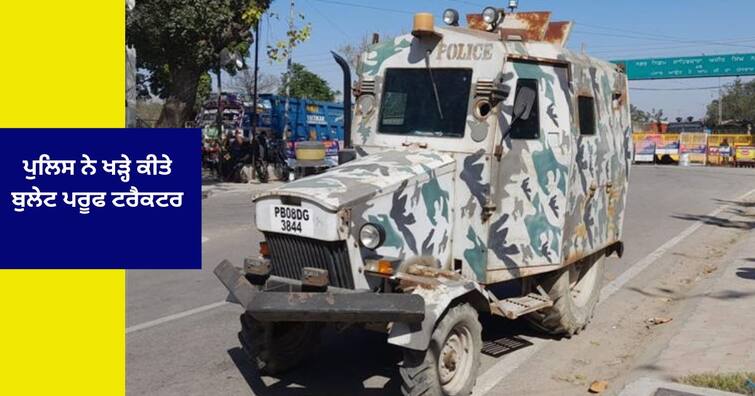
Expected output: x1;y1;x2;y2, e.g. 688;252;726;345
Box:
399;303;482;396
525;253;604;337
238;313;322;375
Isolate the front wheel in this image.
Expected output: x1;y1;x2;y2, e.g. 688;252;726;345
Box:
399;303;482;396
238;313;321;375
525;253;605;337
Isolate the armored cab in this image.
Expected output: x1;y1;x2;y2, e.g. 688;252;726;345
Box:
216;6;631;396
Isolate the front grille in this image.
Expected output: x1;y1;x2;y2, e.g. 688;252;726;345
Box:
264;232;355;289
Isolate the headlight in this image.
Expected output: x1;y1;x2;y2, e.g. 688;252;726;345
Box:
442;8;459;26
359;223;384;250
482;7;500;25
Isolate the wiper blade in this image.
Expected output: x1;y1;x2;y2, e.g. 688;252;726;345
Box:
424;50;444;120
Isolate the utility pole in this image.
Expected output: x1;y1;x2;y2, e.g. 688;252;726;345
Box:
718;77;723;127
251;20;260;138
283;0;295;141
216;63;223;135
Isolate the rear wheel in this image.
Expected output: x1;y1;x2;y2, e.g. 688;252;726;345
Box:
399;303;482;396
525;253;604;337
238;313;321;375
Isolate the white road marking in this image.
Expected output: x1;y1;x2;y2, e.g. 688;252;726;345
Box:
202;236;209;243
474;187;755;395
126;301;229;334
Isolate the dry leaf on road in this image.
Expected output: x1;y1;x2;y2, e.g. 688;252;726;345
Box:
646;317;673;326
588;380;608;393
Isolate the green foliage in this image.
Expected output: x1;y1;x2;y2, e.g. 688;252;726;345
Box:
705;78;755;127
267;13;312;62
126;0;272;126
194;73;213;113
278;63;337;101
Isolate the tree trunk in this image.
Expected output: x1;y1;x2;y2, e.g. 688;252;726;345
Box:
156;67;200;128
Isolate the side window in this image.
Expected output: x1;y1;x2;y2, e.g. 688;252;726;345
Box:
578;96;596;135
510;79;540;139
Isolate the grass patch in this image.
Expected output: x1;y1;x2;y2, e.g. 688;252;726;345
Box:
678;372;754;394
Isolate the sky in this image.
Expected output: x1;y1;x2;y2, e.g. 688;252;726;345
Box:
231;0;755;120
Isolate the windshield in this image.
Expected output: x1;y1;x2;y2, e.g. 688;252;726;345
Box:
379;68;472;138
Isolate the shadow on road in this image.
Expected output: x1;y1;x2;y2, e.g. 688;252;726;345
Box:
228;327;402;396
736;267;755;280
227;314;546;396
628;286;755;301
713;199;755;208
670;213;754;230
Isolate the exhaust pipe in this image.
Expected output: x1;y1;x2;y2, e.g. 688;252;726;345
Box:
331;51;357;164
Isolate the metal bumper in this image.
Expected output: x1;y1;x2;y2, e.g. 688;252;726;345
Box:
214;260;425;323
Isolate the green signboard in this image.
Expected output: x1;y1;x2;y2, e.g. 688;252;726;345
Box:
613;53;755;80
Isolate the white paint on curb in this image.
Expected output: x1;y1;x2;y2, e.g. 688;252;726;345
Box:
474;187;755;395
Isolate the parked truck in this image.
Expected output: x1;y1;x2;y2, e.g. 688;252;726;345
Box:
197;93;246;139
245;94;345;178
215;5;632;395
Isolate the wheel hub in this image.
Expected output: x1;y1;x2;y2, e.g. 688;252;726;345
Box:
437;326;474;393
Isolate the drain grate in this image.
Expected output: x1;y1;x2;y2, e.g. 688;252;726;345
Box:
481;335;533;357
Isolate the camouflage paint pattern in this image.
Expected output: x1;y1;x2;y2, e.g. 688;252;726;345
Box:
256;23;631;287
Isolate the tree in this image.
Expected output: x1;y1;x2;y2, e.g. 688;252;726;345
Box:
650;108;667;132
704;78;755;127
338;33;396;75
278;63;337;101
630;104;650;130
194;73;213;114
229;69;278;98
126;0;272;127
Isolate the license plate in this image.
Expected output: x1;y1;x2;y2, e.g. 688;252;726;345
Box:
270;205;314;237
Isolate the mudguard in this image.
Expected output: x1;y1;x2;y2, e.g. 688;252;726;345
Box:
387;279;490;351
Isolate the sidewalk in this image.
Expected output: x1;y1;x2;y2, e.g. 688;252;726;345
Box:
621;211;755;395
651;229;755;377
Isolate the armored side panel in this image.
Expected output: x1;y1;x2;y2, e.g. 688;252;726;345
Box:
486;55;573;281
561;58;631;265
485;42;631;283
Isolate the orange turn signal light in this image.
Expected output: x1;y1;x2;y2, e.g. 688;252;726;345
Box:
365;259;394;277
259;241;270;257
377;260;393;275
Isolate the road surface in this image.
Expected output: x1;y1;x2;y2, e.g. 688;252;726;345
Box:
127;166;755;396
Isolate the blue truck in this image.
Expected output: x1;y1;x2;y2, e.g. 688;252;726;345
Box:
248;94;343;141
243;95;345;177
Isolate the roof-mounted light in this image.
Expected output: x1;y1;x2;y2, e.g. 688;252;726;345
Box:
508;0;519;12
412;12;442;38
442;8;460;26
481;7;499;24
